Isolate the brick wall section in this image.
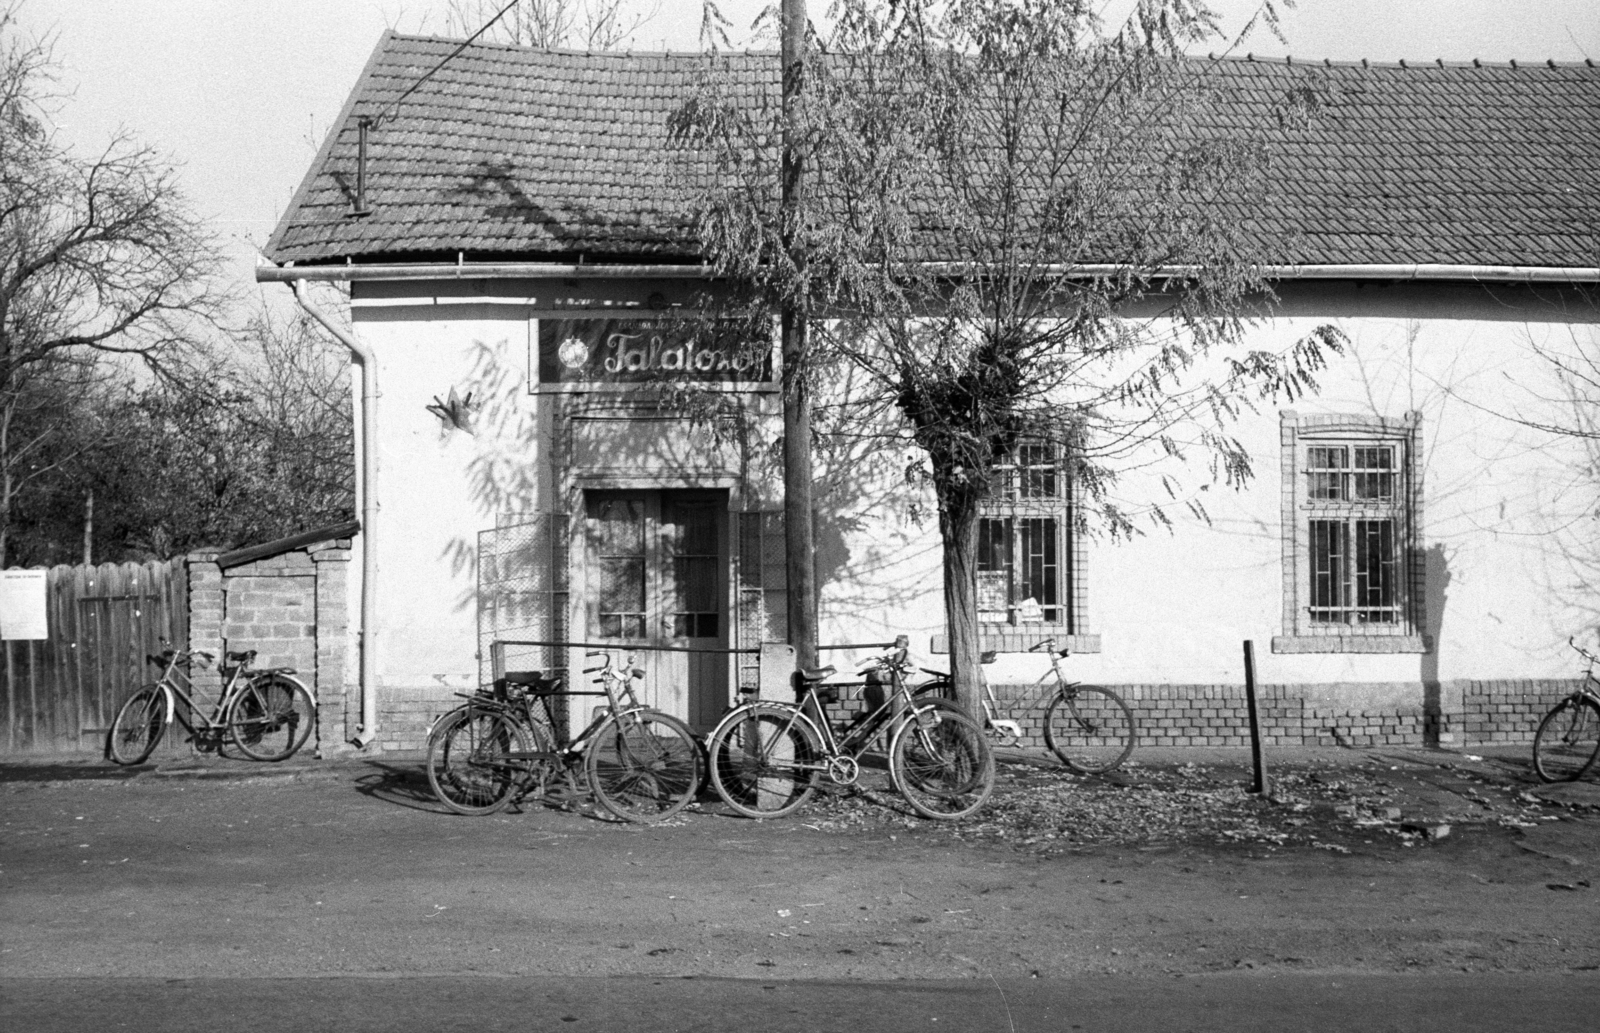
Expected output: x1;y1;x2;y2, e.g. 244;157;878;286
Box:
312;549;353;744
358;675;1584;755
377;695;463;753
1464;679;1579;744
184;543;351;756
805;677;1584;750
185;555;227;701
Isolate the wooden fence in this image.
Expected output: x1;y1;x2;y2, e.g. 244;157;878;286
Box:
1;560;185;754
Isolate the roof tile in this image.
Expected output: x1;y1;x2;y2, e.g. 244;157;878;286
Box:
266;35;1600;269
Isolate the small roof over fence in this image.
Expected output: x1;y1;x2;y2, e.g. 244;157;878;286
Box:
215;519;361;571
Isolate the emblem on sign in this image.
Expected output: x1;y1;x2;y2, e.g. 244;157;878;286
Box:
557;336;590;369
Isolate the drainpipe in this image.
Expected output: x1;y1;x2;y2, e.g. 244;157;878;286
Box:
290;280;380;748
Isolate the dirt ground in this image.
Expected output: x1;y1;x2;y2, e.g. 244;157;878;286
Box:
2;743;1597;982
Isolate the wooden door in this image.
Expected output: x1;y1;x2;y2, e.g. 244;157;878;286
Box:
584;490;728;730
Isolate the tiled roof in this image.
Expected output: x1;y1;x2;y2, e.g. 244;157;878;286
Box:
266;34;1600;270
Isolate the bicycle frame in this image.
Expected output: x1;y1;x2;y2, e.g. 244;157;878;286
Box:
914;653;1021;745
438;650;668;781
1571;641;1600;701
147;651;255;739
780;642;951;779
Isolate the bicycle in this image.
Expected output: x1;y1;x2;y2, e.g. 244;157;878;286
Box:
704;635;995;821
916;637;1135;775
1531;639;1600;783
107;647;316;765
425;649;703;823
915;649;1023;748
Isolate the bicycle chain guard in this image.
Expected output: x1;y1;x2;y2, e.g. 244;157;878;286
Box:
826;755;859;785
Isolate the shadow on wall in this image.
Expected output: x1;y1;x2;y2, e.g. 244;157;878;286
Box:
1420;542;1452;745
810;364;940;637
440;340;542;614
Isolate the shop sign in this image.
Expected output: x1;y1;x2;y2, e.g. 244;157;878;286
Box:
537;318;772;385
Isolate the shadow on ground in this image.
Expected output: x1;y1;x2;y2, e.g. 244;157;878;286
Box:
350;761;447;812
0;762;144;782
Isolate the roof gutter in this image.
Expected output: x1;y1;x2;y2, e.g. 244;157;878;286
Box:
257;260;1599;285
257;262;716;282
289;280;381;751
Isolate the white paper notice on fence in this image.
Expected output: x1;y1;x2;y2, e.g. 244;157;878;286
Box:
0;569;48;640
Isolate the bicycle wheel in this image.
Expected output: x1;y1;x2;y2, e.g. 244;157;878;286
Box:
227;674;316;762
1044;685;1136;774
887;706;995;820
585;710;702;823
428;708;532;815
108;685;168;765
1532;696;1600;783
708;704;822;819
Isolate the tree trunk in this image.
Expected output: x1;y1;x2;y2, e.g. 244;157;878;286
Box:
938;491;982;718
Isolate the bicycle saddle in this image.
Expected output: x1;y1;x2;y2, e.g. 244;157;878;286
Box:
498;670;561;696
797;665;836;682
226;650;257;664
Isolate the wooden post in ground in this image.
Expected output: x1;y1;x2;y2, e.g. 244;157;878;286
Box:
780;0;817;672
1244;640;1269;795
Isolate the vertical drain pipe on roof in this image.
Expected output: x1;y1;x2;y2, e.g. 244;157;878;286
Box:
291;279;380;748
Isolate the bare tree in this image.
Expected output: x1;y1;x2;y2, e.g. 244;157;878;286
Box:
0;3;223;563
444;0;659;50
671;0;1344;710
5;295;355;567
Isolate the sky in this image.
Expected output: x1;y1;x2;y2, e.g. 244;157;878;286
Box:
11;0;1598;296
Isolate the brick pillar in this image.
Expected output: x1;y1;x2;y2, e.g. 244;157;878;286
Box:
1425;678;1465;749
311;544;353;755
185;553;226;699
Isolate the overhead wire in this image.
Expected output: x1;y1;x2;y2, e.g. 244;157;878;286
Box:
369;0;522;129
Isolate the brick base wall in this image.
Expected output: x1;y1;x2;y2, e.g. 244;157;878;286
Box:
360;676;1586;755
1464;679;1580;744
377;694;463;753
809;678;1584;751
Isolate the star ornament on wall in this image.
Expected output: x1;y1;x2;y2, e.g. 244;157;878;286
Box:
426;386;477;435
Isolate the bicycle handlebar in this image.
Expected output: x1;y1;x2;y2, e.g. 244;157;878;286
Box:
1571;637;1599;666
1029;638;1070;658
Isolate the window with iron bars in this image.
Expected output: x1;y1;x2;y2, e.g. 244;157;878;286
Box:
1275;412;1426;654
976;440;1079;631
1305;444;1404;626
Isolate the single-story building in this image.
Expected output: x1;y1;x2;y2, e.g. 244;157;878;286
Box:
257;33;1599;753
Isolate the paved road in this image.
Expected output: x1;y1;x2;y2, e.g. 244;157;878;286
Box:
2;748;1596;1030
4;972;1598;1032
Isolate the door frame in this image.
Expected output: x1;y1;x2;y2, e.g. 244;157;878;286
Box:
566;477;739;733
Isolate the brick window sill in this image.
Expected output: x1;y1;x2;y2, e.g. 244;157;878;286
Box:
1271;634;1430;654
930;632;1102;654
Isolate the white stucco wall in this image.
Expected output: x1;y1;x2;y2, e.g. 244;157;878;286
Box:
347;278;1598;713
354;301;541;695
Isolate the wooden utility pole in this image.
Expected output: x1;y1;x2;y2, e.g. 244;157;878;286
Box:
780;0;818;670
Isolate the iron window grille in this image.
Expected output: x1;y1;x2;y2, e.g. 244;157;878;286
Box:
1276;412;1426;654
976;440;1081;632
